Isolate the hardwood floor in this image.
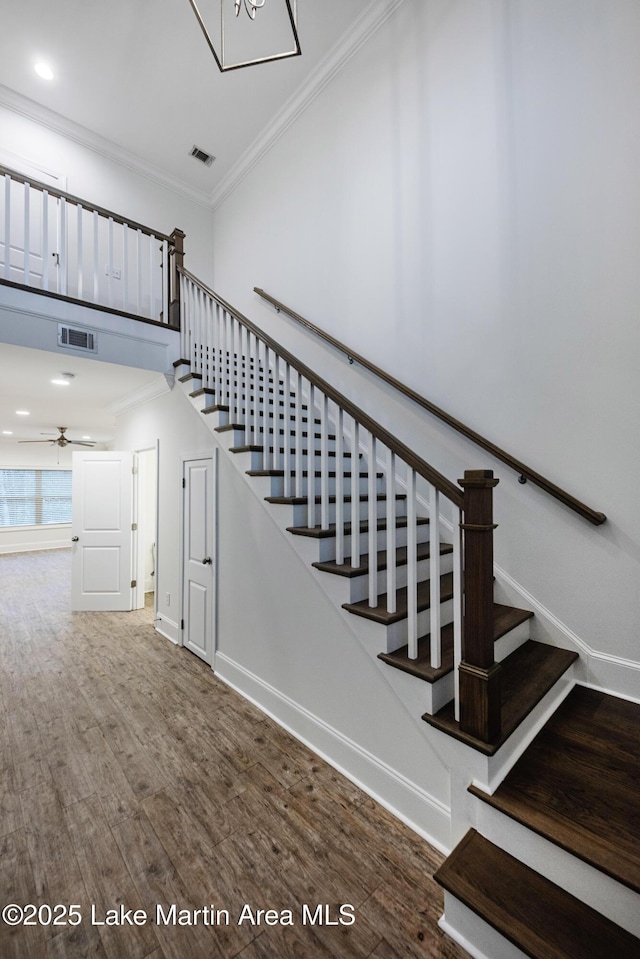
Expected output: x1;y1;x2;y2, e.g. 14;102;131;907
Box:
0;550;468;959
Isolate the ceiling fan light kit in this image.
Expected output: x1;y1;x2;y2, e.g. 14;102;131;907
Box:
18;427;96;448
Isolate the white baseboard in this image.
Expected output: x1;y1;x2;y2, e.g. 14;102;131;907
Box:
0;540;71;555
214;651;451;853
494;565;640;703
155;613;181;645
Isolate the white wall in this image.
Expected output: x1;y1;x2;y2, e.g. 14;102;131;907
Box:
113;384;215;641
210;0;640;680
0;104;214;284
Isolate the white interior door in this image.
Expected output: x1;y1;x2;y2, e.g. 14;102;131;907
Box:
183;455;215;664
71;450;133;611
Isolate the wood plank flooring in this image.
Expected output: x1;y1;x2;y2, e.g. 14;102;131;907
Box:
0;550;468;959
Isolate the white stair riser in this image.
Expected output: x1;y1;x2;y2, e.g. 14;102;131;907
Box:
350;598;455;655
316;521;432;563
240;448;353;472
345;550;455;604
288;497;407;528
439;894;530;959
258;474;386;500
474;801;640;937
221;428;345;454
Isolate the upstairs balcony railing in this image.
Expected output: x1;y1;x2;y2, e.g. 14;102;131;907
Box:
0;163;184;327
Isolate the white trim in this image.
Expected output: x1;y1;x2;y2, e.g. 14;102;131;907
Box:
155;612;181;645
0;83;212;210
210;0;409;208
495;564;640;699
109;376;172;416
214;649;451;853
0;539;71;555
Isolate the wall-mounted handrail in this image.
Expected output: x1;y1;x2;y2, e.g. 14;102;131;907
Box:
188;271;463;507
254;287;606;526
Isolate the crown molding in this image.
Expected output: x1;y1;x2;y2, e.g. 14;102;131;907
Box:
210;0;408;209
0;83;213;210
109;374;172;417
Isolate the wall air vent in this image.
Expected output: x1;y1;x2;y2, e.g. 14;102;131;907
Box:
57;324;97;352
189;145;215;167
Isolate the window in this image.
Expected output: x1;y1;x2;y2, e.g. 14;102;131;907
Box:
0;469;72;527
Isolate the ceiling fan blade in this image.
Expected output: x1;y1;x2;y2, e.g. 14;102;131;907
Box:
18;439;57;444
68;441;96;446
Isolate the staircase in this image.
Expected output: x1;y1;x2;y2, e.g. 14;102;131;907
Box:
174;269;639;959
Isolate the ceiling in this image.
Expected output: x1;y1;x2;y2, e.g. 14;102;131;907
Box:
0;0;373;201
0;343;163;449
0;0;373;450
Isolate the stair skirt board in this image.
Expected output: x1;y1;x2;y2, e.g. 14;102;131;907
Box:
472;783;640;937
213;650;452;852
439;896;530;959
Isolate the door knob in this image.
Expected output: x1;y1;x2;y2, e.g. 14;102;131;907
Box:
202;556;212;565
71;536;79;542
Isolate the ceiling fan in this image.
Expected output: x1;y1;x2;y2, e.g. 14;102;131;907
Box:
18;426;96;448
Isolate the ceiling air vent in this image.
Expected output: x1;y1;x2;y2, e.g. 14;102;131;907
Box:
189;145;215;167
58;324;97;352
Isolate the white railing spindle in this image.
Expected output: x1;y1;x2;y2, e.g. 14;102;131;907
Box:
351;420;360;569
320;391;329;530
335;406;345;565
429;484;441;668
3;174;10;280
406;466;418;660
453;503;463;722
23;182;30;285
42;191;50;292
368;431;378;607
386;448;397;614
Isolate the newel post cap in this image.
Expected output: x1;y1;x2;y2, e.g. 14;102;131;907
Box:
458;469;499;489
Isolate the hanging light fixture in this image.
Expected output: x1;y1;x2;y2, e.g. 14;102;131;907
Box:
187;0;301;72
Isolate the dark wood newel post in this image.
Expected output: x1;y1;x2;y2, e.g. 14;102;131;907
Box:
168;228;186;328
458;469;501;743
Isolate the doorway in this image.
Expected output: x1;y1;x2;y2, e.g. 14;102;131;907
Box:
182;452;216;665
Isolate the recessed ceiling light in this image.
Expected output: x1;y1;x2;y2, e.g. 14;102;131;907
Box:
16;410;30;416
34;62;54;80
2;431;13;435
51;378;71;386
82;435;91;440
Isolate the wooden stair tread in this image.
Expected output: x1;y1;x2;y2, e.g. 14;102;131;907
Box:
434;829;639;959
343;571;454;625
469;685;640;893
252;469;381;480
312;540;450;578
424;639;575;755
287;515;429;541
377;601;517;684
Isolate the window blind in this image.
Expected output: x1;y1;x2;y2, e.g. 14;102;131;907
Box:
0;469;72;527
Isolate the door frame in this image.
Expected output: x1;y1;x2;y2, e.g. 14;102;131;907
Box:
132;443;159;616
180;448;217;667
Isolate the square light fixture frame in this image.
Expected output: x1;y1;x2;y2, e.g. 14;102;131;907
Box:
187;0;301;72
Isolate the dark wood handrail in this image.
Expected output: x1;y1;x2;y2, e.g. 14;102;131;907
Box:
0;164;172;242
181;268;463;507
254;287;606;526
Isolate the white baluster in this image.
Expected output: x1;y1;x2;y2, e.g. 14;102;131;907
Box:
76;204;83;300
294;371;303;498
107;216;114;307
42;191;49;292
407;466;418;660
351;420;360;569
23;182;30;285
122;224;129;312
368;431;378;607
136;229;143;314
58;197;67;296
320;392;329;530
3;175;10;280
307;384;316;528
93;211;99;301
453;503;463;722
148;233;154;319
429;484;441;668
283;361;292;498
386;448;397;614
335;407;345;565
